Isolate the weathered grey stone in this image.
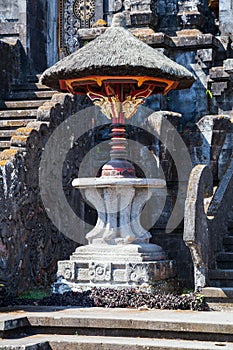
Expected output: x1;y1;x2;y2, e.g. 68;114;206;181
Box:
54;249;176;292
73;177;165;245
177;0;205;31
196;115;230;180
219;0;233;36
224;59;233;73
53;176;176;292
184;164;213;290
129;0;158;29
210;66;230;80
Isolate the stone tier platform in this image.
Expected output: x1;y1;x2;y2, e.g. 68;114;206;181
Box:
53;244;176;293
1;307;233;349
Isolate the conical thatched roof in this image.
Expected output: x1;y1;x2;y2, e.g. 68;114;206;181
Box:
40;14;195;91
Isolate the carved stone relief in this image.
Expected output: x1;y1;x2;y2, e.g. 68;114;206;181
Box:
89;262;112;282
58;0;96;56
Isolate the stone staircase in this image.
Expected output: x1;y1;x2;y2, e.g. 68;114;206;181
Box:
0;75;55;151
209;227;233;288
0;307;233;349
203;222;233;301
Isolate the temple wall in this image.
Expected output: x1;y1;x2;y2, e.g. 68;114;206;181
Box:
0;94;92;294
0;0;27;49
27;0;48;74
0;39;26;101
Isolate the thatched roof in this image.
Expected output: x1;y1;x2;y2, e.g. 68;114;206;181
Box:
40;14;195;91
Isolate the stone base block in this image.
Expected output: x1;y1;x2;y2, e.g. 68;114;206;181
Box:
71;243;167;263
53;274;177;294
52;244;177;294
130;12;158;29
177;12;205;30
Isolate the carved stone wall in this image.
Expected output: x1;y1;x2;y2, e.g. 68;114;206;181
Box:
0;0;27;49
0;94;92;294
58;0;103;56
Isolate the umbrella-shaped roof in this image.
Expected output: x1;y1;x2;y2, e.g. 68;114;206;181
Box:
40;13;195;91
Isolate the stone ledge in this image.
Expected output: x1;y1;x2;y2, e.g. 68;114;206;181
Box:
18;308;233;333
210;67;230;81
77;27;107;41
0;334;232;350
0;22;20;36
202;287;233;299
131;30;175;48
172;34;220;49
77;28;220;51
72;177;166;188
224;59;233;73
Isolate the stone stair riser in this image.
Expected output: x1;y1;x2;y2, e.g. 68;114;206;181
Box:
7;91;56;100
223;236;233;245
3;100;46;109
216;252;233;269
0;110;37;118
0;120;35;127
217;261;233;269
209;280;233;288
0;141;11;149
1;308;233;350
210;230;233;288
10;83;51;91
27;74;42;83
0;130;16;138
1;337;232;350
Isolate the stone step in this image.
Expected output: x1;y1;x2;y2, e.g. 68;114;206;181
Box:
0;140;11;150
1;100;46;110
202;287;233;298
223;236;233;249
0;334;232;350
15;307;233;341
0;119;35;128
26;74;41;83
0;130;15;138
0;109;38;119
216;252;233;269
1;307;233;348
0;306;233;350
209;269;233;279
209;269;233;287
209;280;233;288
10;82;52;91
7;90;56;100
217;252;233;261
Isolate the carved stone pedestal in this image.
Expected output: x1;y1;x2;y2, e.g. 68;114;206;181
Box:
53;243;176;293
53;177;177;293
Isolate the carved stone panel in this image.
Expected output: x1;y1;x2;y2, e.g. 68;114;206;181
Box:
58;0;103;57
126;263;150;283
89;262;112;282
